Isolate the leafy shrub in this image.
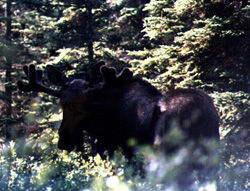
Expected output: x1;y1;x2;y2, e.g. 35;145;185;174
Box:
0;123;248;190
0;129;114;191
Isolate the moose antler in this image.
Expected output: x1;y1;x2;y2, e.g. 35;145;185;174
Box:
100;66;117;85
17;64;61;97
116;67;133;83
100;66;133;87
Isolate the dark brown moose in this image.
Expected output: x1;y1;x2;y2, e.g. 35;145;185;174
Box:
18;63;220;159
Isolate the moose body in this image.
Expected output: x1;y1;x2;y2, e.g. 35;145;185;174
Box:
82;78;219;158
18;63;220;158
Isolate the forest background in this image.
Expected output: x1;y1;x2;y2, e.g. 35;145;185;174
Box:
0;0;249;190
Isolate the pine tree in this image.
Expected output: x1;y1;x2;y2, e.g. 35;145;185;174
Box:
0;0;13;139
100;0;150;69
49;0;110;67
128;0;249;90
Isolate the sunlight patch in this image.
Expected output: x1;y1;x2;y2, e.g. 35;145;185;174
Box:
106;176;119;188
198;182;217;191
106;176;131;191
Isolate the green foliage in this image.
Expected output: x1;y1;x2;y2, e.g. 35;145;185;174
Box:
1;128;248;190
210;91;249;137
47;47;88;69
0;129;115;190
130;0;249;89
0;0;249;190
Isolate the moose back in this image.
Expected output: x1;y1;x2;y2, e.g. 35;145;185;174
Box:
18;63;220;158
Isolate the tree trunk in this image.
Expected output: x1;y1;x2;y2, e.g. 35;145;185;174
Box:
4;0;12;139
86;1;94;64
5;0;12;39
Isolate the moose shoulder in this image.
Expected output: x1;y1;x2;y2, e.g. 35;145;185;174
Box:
18;63;220;158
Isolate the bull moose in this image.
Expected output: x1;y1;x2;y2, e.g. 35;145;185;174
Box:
17;62;220;159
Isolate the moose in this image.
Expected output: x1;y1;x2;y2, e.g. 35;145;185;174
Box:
17;62;220;159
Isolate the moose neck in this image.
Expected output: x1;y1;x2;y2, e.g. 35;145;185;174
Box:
82;79;163;155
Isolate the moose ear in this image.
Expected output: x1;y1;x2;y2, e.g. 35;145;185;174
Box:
100;66;117;85
46;65;68;86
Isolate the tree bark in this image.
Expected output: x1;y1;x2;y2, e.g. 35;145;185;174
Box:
4;0;12;139
86;1;94;64
5;0;12;40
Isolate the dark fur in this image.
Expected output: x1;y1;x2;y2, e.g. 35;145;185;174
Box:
18;64;220;158
57;66;219;159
